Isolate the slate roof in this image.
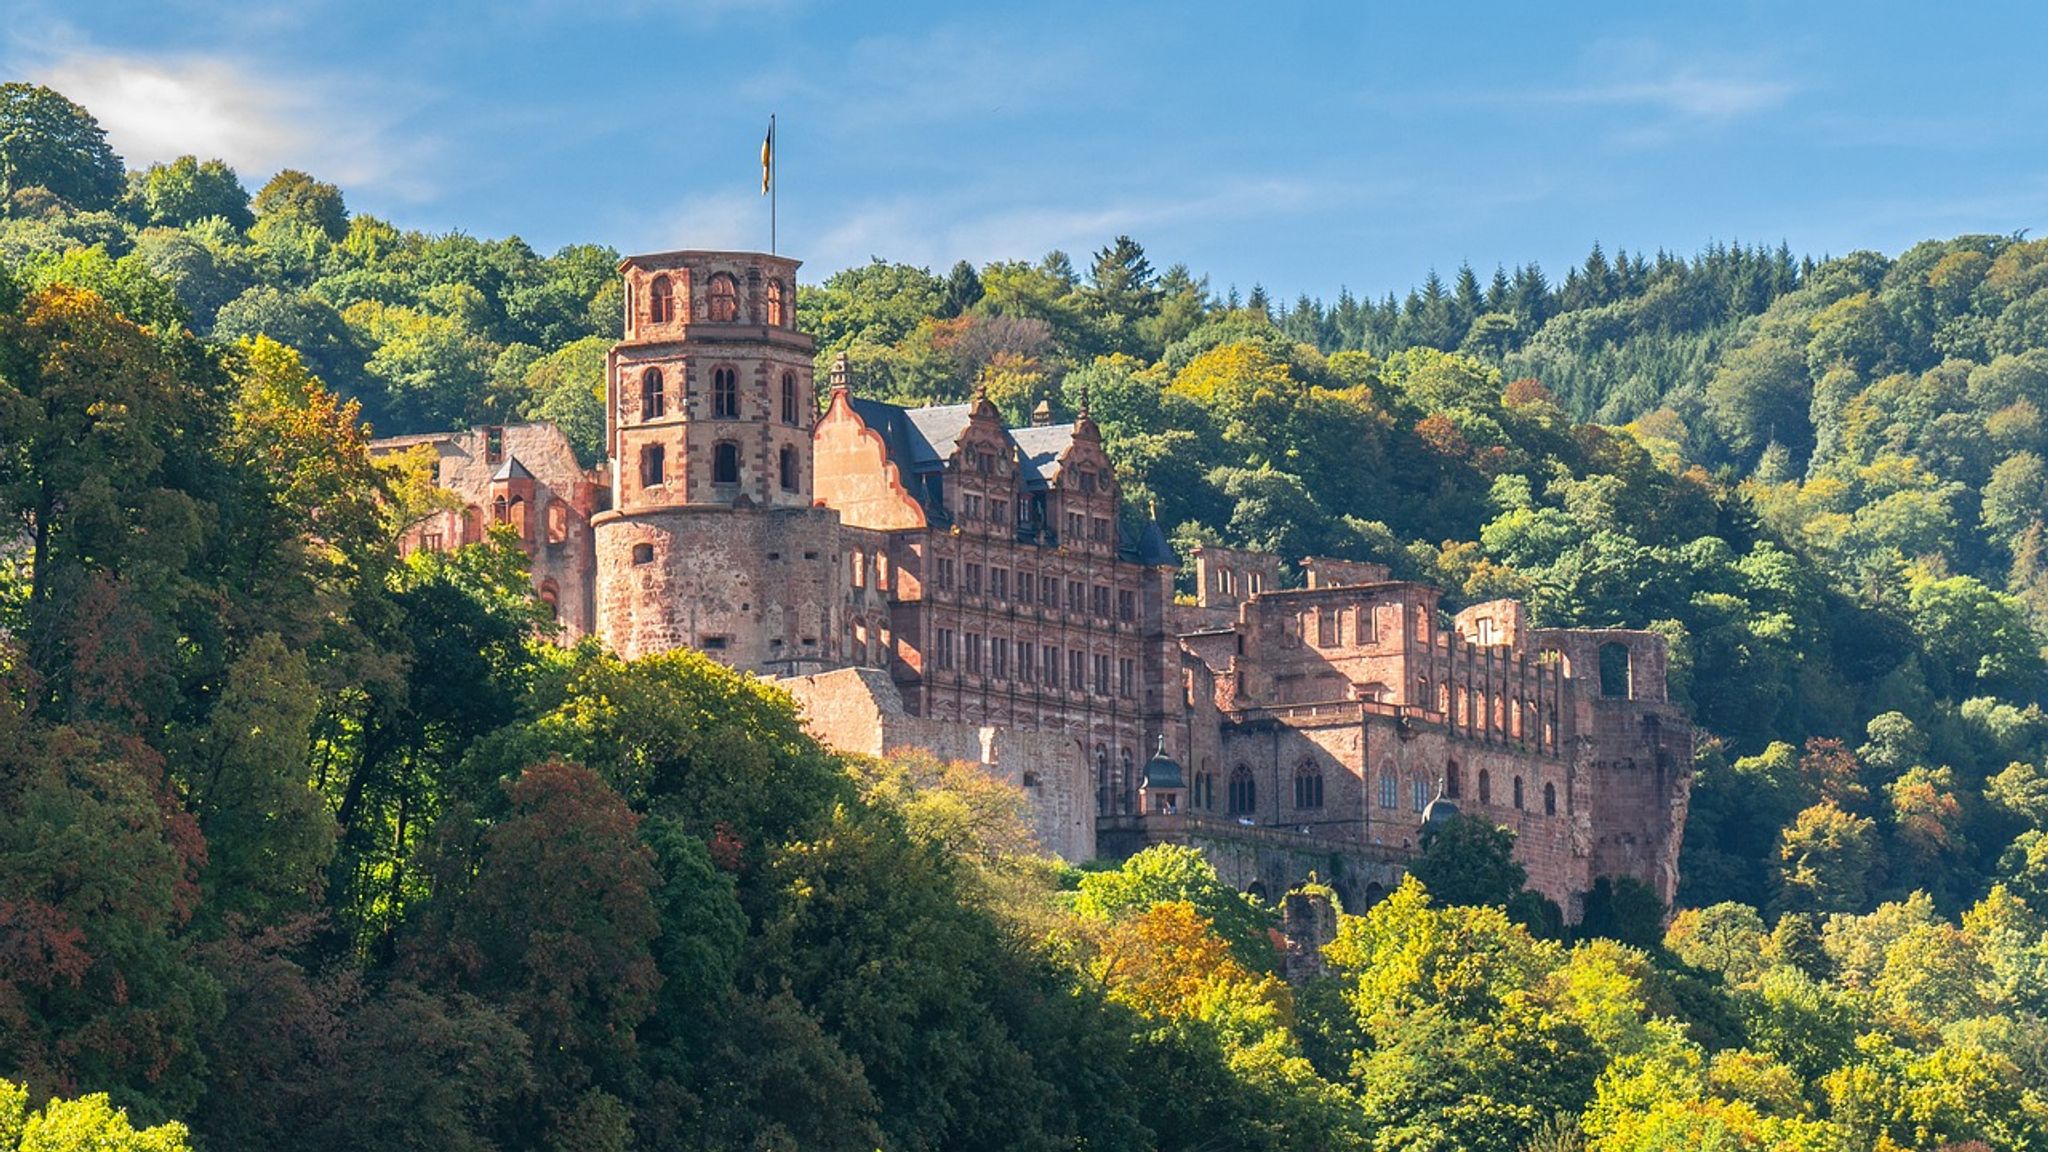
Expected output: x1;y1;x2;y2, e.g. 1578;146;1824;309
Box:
491;455;534;481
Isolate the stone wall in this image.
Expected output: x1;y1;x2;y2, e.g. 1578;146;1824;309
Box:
779;667;1095;862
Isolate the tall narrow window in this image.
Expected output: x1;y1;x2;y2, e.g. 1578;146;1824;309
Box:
640;444;665;488
713;367;739;419
1294;764;1324;809
779;445;798;491
649;274;675;323
1544;782;1557;816
1412;778;1427;812
1513;776;1525;810
641;367;665;419
713;441;740;484
1445;760;1462;799
781;372;799;425
492;494;508;523
1379;773;1397;809
708;273;739;321
766;278;785;326
1229;767;1257;816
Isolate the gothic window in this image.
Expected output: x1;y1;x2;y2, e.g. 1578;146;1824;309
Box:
1445;759;1461;799
781;372;799;425
1120;748;1136;813
1411;778;1427;812
1544;781;1557;816
708;273;739;322
640;444;665;488
1478;769;1492;804
1294;763;1324;809
779;445;798;491
713;367;739;419
713;441;740;485
766;278;786;326
1195;768;1215;811
649;274;675;323
492;494;508;523
631;542;654;565
1379;771;1397;809
1096;747;1111;815
642;367;665;419
1513;776;1525;810
1228;766;1256;816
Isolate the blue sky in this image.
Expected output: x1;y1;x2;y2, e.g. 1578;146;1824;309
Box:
9;1;2047;302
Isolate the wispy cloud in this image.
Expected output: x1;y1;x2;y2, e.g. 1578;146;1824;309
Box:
1536;69;1796;120
12;38;442;199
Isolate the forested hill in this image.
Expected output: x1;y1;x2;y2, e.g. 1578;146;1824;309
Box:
9;80;2048;1150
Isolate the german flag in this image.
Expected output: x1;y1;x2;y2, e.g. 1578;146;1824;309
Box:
761;116;774;195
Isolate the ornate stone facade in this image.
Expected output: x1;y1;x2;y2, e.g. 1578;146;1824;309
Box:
373;246;1695;918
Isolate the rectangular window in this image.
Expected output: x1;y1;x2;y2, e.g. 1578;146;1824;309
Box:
1067;580;1085;613
1092;516;1109;542
1017;644;1034;681
1079;470;1096;494
1412;779;1427;812
1066;511;1084;540
962;493;983;520
991;499;1007;525
1045;646;1060;687
1118;589;1136;621
935;629;955;670
1092;585;1110;618
850;550;866;588
991;637;1009;679
420;532;444;553
1317;608;1337;647
1069;651;1086;691
1093;653;1111;696
1016;572;1032;604
1380;776;1397;809
1044;577;1060;608
965;563;982;595
989;568;1007;600
965;633;983;673
1118;657;1135;698
935;557;954;589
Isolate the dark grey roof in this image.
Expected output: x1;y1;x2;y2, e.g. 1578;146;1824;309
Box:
1143;740;1185;791
849;397;942;471
1009;423;1077;489
902;405;975;465
491;455;534;481
1135;518;1177;567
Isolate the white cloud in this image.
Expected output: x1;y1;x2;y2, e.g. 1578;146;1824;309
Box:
21;46;441;199
1542;70;1796;120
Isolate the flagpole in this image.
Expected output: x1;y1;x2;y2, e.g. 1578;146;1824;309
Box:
769;114;777;256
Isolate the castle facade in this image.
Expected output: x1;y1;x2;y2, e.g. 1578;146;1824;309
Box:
370;248;1694;917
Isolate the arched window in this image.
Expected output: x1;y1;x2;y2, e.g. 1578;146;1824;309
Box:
641;367;665;419
779;444;799;491
1120;748;1136;814
1196;767;1215;811
1411;778;1427;812
713;441;740;485
1599;642;1632;698
538;579;559;620
1544;781;1557;816
631;542;654;565
766;278;785;326
708;273;739;321
491;494;508;523
1445;759;1462;799
640;444;665;488
713;367;739;419
1478;769;1492;804
1228;766;1256;816
507;496;528;540
781;371;800;425
1513;776;1525;810
1379;770;1397;809
1096;746;1111;815
1294;763;1324;810
649;274;675;323
545;500;568;544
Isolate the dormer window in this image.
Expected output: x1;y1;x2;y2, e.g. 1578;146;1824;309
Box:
708;273;739;322
649;274;675;323
641;367;665;419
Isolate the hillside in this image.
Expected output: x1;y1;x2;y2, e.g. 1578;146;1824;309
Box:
5;80;2048;1150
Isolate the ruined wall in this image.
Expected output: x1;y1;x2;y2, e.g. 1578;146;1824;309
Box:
779;667;1094;861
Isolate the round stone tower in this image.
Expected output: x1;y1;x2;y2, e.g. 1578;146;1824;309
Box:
592;249;843;672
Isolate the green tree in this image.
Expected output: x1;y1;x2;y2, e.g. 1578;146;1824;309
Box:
131;156;253;229
0;84;125;212
252;169;348;241
1774;801;1878;915
0;1079;191;1152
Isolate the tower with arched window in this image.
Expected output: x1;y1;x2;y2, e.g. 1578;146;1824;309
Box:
593;249;835;671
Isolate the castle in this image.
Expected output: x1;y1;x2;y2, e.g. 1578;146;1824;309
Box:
369;248;1695;917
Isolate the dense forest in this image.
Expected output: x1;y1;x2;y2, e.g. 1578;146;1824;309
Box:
6;80;2048;1150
